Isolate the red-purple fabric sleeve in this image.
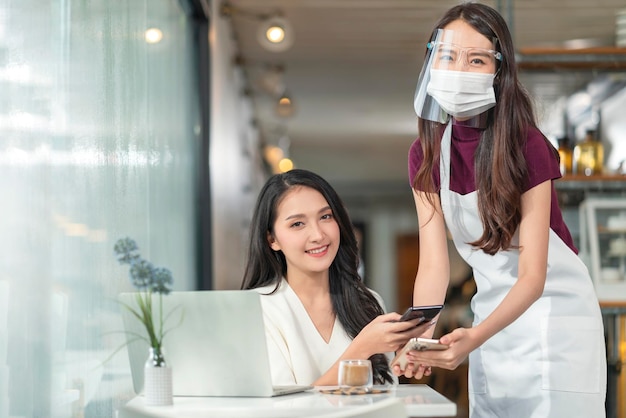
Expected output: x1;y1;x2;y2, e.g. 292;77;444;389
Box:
523;126;562;191
408;138;440;190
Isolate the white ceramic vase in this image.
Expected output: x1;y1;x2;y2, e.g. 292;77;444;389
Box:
144;347;173;406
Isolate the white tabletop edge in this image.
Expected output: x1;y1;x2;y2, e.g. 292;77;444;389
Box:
118;384;456;418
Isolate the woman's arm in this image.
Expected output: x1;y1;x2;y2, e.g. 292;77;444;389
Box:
412;189;451;307
407;180;551;370
395;190;450;378
311;314;434;386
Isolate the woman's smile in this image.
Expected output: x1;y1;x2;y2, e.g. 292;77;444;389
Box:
306;245;330;256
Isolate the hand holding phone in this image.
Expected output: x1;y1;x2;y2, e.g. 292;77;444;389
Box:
398;304;443;325
390;337;449;370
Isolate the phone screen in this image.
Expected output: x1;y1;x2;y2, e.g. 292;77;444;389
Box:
399;305;443;323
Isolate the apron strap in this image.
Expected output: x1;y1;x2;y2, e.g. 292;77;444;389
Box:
439;122;453;192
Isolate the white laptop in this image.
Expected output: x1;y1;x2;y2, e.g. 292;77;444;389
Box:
119;290;311;397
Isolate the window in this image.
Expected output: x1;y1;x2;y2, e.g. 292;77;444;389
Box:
0;1;203;416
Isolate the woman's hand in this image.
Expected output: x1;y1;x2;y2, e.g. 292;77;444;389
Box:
394;327;481;378
350;312;434;358
392;361;432;379
313;313;434;387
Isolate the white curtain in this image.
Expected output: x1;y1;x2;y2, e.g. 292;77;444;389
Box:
0;0;199;416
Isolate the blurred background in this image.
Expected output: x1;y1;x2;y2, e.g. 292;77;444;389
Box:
1;0;626;417
224;0;626;198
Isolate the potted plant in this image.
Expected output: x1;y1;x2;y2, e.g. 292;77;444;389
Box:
114;237;176;406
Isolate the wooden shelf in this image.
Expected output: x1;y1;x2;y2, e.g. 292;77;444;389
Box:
555;175;626;206
600;300;626;310
517;46;626;70
559;174;626;181
555;174;626;191
598;226;626;234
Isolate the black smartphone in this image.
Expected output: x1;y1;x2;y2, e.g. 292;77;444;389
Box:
399;305;443;323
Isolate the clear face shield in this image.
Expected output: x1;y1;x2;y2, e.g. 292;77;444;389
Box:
413;28;502;126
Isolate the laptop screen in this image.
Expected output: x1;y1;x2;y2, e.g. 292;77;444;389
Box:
120;290;286;397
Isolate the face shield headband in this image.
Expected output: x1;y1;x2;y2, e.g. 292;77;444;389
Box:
413;28;502;127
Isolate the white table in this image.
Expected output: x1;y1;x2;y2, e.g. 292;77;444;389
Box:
117;384;457;418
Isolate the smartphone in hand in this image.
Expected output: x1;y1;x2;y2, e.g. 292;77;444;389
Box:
391;337;449;370
399;305;443;324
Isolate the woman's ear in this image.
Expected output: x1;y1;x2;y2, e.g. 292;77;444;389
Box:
267;231;281;251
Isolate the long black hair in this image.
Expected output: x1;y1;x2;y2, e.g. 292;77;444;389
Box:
241;169;392;384
414;3;551;254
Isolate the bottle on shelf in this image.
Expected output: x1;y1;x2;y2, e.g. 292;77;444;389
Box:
557;136;573;176
573;129;604;176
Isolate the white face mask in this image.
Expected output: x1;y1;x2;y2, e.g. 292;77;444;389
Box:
425;68;496;119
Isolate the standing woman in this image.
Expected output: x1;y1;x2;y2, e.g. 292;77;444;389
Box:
242;169;428;386
399;3;606;417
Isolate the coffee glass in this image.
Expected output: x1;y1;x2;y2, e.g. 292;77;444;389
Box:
338;359;373;389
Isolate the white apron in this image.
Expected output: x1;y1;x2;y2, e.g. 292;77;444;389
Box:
438;124;606;417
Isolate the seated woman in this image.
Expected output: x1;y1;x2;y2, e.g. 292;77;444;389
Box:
241;169;430;386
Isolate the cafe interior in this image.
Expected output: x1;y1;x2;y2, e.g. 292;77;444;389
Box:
2;0;626;417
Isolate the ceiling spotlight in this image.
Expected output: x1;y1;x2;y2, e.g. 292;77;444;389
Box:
144;28;163;44
275;92;296;118
257;16;294;52
278;158;294;173
266;26;285;43
278;95;291;106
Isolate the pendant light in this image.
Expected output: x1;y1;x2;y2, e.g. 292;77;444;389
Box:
257;16;294;53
